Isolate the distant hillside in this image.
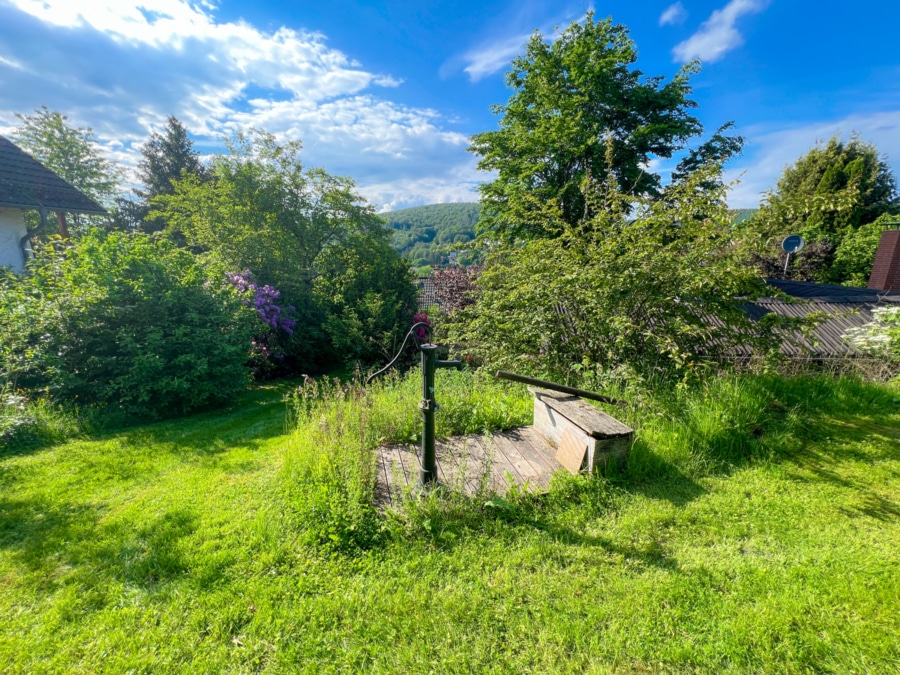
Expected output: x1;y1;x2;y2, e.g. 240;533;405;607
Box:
730;208;758;224
381;202;480;268
381;204;757;271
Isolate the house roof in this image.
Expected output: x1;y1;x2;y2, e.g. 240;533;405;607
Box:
736;278;900;358
764;278;900;303
0;135;106;215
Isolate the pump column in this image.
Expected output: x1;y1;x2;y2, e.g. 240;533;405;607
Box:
419;344;438;486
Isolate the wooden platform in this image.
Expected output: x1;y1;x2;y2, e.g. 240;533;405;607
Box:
374;427;564;508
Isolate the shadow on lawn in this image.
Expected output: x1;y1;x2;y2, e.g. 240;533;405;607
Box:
782;410;900;522
91;380;298;458
0;496;100;571
532;520;681;572
618;438;707;507
0;494;199;588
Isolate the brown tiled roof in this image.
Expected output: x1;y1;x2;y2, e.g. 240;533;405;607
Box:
0;135;106;214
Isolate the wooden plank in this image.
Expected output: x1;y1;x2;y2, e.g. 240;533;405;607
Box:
556;428;588;475
373;447;391;508
533;389;632;438
440;437;478;495
460;436;494;496
396;444;418;495
513;426;562;476
377;444;410;507
473;434;523;494
490;431;549;490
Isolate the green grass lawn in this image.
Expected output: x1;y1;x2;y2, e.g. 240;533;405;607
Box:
1;374;899;673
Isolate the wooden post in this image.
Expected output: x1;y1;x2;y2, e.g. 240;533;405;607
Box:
55;211;70;239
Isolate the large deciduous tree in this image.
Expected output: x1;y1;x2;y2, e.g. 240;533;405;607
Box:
13;106;121;209
748;135;899;284
452;163;786;380
469;13;739;239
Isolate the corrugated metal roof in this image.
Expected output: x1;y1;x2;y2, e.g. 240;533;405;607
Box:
0;135;106;214
765;278;900;303
738;279;900;358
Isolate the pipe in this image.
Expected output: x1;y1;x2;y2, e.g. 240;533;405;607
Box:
494;370;625;407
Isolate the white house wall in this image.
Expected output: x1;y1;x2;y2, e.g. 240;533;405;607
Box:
0;208;28;272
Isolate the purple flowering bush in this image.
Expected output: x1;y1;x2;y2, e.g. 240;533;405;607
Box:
226;270;298;378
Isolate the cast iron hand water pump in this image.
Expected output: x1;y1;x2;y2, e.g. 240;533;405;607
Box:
367;322;462;488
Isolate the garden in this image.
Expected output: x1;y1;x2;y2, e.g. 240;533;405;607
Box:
2;13;900;673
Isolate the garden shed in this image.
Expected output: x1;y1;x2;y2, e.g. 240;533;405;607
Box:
740;277;900;358
0;135;105;272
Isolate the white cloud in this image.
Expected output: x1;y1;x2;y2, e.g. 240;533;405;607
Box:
462;33;531;82
360;161;484;213
659;2;688;27
0;0;474;209
725;111;900;208
673;0;768;64
455;4;587;82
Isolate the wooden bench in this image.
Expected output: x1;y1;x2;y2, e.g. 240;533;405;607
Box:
528;387;633;474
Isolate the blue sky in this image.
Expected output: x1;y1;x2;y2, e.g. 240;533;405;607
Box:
0;0;898;211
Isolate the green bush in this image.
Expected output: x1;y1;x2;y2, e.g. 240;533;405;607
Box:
452;165;787;380
156;131;417;373
0;230;252;419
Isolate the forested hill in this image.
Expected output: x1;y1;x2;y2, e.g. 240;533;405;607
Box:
380;203;758;271
381;202;480;269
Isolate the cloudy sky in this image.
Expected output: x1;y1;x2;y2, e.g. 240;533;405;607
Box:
0;0;898;211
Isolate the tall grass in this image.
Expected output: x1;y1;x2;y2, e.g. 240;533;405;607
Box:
280;367;899;551
0;387;86;452
281;370;532;550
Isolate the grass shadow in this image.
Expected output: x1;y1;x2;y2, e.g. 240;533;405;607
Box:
0;496;101;570
89;379;301;457
0;493;200;589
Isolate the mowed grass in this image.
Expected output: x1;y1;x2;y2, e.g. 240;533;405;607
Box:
1;373;899;673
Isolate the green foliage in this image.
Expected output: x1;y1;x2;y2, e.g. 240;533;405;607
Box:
382;202;480;265
136;116;206;202
314;227;419;364
469;13;740;239
0;388;85;451
13;106;120;209
0;230;252;419
832;213;900;286
749;135;898;283
844;305;900;361
112;116;207;233
453;164;782;379
156;130;416;371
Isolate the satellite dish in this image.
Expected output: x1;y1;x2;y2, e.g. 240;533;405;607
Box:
782;234;805;254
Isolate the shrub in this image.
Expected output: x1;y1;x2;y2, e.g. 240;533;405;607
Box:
0;388;85;451
0;230;252;419
844;306;900;361
453;164;788;380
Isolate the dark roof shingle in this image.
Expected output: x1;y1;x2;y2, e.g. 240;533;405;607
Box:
0;135;106;214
